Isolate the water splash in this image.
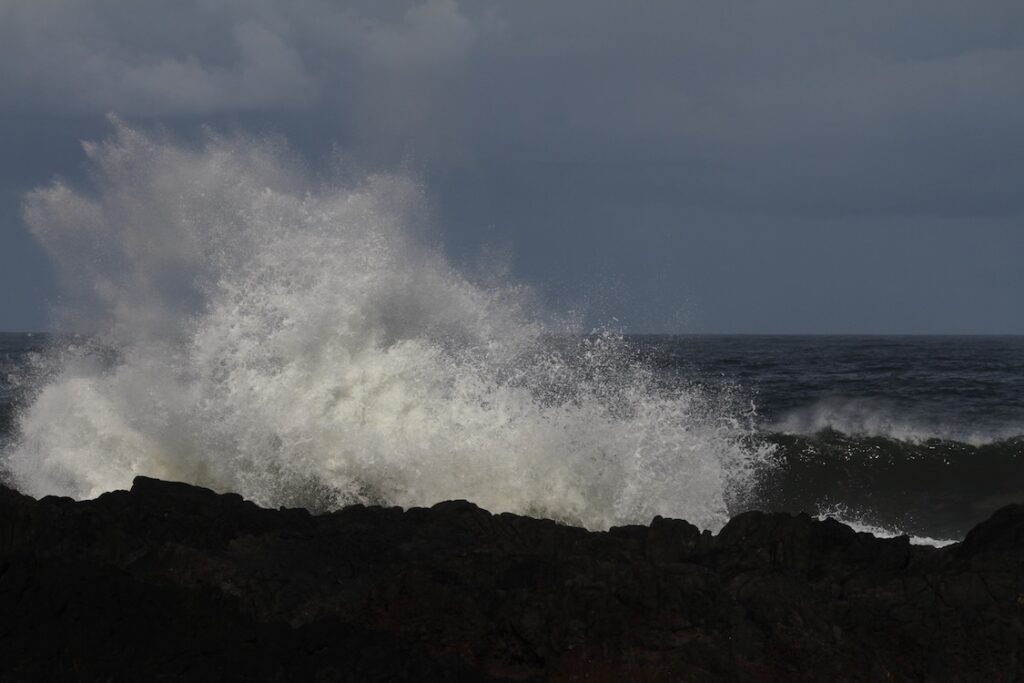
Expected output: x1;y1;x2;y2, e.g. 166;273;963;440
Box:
4;121;769;531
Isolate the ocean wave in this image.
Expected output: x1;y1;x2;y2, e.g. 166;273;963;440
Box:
769;397;1022;446
1;121;770;531
751;430;1024;540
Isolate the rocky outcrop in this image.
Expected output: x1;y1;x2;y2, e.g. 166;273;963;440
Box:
1;477;1022;681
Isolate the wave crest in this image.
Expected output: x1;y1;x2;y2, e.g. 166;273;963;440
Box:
770;397;1022;446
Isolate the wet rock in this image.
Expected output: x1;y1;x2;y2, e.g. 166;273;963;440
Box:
1;476;1022;681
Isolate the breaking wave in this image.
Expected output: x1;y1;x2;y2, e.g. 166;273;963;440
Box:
770;397;1022;446
2;121;769;531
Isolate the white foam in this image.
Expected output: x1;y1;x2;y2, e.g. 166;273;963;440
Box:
771;397;1018;447
3;121;770;531
816;506;957;548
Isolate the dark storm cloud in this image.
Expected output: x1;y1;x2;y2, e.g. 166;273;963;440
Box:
0;0;479;115
4;1;1021;205
1;1;1022;332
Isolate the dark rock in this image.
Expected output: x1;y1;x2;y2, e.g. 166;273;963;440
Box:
1;477;1022;681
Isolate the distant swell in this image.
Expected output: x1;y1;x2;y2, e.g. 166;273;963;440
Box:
0;122;769;531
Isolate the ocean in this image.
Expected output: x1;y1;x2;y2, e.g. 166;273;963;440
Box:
3;331;1021;545
633;334;1024;544
3;126;1021;547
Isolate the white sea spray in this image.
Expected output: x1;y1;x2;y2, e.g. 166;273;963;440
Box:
4;121;770;531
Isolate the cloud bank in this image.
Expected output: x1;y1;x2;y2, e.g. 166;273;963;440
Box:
1;1;1022;332
4;0;1021;214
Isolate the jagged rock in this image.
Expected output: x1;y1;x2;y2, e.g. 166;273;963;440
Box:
1;476;1022;681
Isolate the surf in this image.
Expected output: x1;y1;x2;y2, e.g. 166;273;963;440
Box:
2;121;769;531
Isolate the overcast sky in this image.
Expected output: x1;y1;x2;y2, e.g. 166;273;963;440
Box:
1;0;1022;333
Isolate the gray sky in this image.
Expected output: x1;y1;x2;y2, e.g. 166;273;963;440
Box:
1;0;1022;333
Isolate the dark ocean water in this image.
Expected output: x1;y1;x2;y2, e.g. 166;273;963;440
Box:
2;332;1021;542
631;335;1024;541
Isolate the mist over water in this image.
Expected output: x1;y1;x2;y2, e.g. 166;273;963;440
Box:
3;123;768;531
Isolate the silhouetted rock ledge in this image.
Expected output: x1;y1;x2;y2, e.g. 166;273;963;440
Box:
2;477;1023;682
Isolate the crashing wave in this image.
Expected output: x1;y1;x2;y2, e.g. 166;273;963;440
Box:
3;121;769;531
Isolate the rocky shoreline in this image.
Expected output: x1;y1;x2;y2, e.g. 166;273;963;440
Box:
1;477;1022;681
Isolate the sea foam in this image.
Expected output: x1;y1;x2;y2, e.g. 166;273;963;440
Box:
4;121;769;531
